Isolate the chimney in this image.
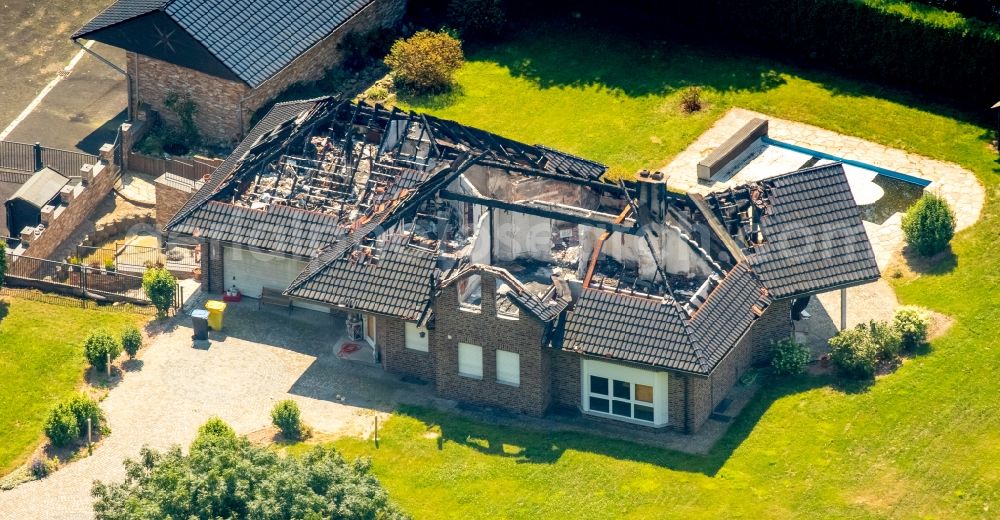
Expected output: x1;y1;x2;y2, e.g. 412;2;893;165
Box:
636;171;668;223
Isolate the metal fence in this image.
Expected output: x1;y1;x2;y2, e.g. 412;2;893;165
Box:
3;251;184;310
75;241;199;275
127;151;221;181
0;140;99;177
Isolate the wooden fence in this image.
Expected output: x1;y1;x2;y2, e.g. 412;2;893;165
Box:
126;151;222;181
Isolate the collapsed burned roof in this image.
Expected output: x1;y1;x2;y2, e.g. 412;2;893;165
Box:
167;97;880;376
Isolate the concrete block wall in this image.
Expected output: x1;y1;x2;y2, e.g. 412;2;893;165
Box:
24;158;118;263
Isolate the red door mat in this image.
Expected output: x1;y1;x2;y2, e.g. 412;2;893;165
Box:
337;342;362;358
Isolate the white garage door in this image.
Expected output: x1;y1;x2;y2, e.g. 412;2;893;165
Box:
223;247;329;313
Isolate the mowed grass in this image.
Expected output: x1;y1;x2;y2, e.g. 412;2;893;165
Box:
327;19;1000;519
0;294;144;473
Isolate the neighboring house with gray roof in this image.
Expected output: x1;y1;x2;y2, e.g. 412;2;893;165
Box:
164;97;880;434
72;0;407;143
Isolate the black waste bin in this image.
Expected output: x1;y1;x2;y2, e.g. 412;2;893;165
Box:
192;309;209;341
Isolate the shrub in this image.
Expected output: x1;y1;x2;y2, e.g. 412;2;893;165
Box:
894;307;929;351
162;92;200;154
902;193;955;257
680;86;703;113
385;30;465;94
869;320;903;360
0;240;6;285
666;0;1000;107
447;0;506;38
68;394;103;435
771;338;810;376
121;325;143;360
339;27;397;71
44;403;79;447
271;399;302;440
92;420;407;520
142;267;176;319
30;456;59;479
103;257;116;273
829;325;880;379
84;330;122;373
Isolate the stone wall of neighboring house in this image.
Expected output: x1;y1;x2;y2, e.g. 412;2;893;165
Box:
128;0;407;144
154;174;201;231
432;271;551;416
748;299;793;364
129;52;249;145
23;155;118;263
378;315;436;381
242;0;407;117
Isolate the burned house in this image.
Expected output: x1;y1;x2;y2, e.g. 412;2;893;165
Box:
165;98;880;434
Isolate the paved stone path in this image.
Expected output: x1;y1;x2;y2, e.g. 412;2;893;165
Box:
0;304;403;519
114;173;156;206
661;108;985;341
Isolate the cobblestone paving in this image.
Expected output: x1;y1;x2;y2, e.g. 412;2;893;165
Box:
0;303;408;519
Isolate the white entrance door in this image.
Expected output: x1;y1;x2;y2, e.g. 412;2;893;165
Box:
364;314;377;346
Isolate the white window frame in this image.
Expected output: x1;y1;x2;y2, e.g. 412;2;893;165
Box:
404;322;429;352
581;359;668;427
495;350;520;387
458;343;483;379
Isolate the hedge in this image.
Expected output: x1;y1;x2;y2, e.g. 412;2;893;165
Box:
673;0;1000;108
507;0;1000;108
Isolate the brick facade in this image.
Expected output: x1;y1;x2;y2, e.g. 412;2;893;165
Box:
377;315;436;381
128;0;406;144
748;299;793;364
129;52;249;145
432;271;552;416
154;174;200;231
200;239;225;293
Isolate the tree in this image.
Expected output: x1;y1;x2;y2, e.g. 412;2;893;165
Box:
902;192;955;257
384;30;464;94
91;419;408;520
121;326;143;360
447;0;506;39
142;268;176;319
271;399;302;440
84;330;122;373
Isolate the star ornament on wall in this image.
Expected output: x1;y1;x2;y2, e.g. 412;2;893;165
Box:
153;24;177;53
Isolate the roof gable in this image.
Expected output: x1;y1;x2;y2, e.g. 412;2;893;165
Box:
74;0;379;87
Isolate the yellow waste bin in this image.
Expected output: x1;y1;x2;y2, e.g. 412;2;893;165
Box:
205;300;227;331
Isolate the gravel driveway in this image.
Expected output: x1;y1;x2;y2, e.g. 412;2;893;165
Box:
0;301;413;519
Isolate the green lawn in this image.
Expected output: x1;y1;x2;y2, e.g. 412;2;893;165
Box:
0;293;144;473
327;20;1000;519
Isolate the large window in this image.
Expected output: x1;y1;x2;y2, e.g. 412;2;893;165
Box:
458;343;483;379
405;322;429;352
582;360;667;426
496;350;520;386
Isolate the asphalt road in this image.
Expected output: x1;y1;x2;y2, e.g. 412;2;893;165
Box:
5;43;127;154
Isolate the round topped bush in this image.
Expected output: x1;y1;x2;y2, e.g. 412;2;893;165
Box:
84;330;122;372
385;30;464;94
121;326;143;360
902;192;955;257
771;338;810;376
44;403;79;448
271;399;302;440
